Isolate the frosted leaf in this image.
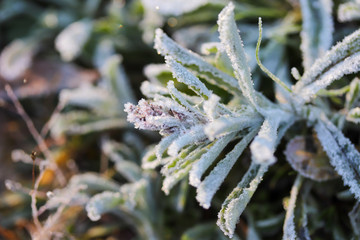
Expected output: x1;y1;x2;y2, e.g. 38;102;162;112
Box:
284;135;338;181
167;81;203;115
141;81;169;98
201;42;221;55
291;67;301;81
168;125;206;156
155;133;178;162
218;2;257;107
166;57;212;99
141;0;225;16
295;51;360;104
315;117;360;200
93;38;115;69
154;29;241;95
300;0;333;70
100;55;135;105
142;146;159;169
55;19;92;61
347;107;360;124
204;111;262;141
162;145;198;176
51;114;128;137
44;184;89;210
196;128;259;209
189;133;235;187
293;28;360;104
143;64;171;84
217;163;268;237
102;140;142;182
250;117;281;165
86;180;146;221
69;173;120;192
59;84;117;114
86;191;129;221
338;1;360;22
282;175;305;240
162;145;206;194
0;39;37;81
345;78;360;110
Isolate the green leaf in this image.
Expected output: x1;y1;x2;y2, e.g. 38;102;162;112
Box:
217;163;268;237
315;116;360;200
299;0;333;70
218;2;258;107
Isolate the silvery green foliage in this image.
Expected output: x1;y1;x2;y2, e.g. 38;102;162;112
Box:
55;19;93;62
0;38;38;81
299;0;333;70
50;52;133;137
125;1;360;238
315;116;360;200
338;0;360;22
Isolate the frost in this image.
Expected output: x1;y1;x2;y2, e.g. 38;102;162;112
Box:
315;117;360;200
55;19;92;61
218;2;257;107
0;39;37;81
100;55;135;105
125;98;199;135
166;57;212;98
282;176;304;240
69;173;120;192
189;133;234;187
86;181;146;221
217;163;268;237
168;125;207;156
250;117;281;165
294;28;360;103
300;0;333;70
347;107;360;124
154;29;241;95
196;128;259;209
204;112;261;141
338;1;360;22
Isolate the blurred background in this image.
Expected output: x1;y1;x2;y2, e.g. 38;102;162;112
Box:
0;0;358;239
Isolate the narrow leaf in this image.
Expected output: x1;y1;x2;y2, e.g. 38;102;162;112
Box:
300;0;333;70
315;116;360;200
166;57;212;99
189;133;235;187
168;125;206;156
55;19;92;61
217;163;268;237
294;29;360;104
196;128;259;209
338;1;360;22
347;107;360;124
154;29;241;95
218;2;257;107
250;117;281;165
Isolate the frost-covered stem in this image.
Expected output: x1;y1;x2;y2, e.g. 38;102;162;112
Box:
283;175;303;240
4;83;67;233
40;100;66;137
256;18;292;93
31;170;46;233
4;83;66;185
